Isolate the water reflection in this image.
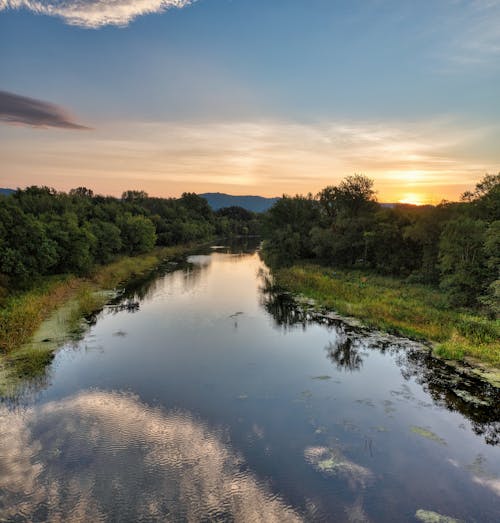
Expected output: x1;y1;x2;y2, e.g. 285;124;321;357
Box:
0;390;302;522
261;281;500;446
325;336;367;373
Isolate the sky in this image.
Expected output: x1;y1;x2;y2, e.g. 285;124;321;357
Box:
0;0;499;203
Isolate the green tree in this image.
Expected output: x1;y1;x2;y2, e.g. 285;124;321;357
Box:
120;214;157;254
439;217;488;306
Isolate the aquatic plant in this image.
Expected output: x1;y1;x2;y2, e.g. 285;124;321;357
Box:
415;509;462;523
410;426;447;446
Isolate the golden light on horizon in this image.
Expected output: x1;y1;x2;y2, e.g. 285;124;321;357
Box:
397;193;428;206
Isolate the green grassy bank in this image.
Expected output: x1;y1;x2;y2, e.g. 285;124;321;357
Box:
0;245;193;384
273;265;500;367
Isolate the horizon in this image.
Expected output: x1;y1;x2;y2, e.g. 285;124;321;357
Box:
1;1;500;205
0;183;473;206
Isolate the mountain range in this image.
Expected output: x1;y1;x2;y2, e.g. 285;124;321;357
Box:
199;193;280;212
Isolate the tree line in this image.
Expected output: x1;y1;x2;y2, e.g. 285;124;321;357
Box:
0;187;261;291
263;174;499;315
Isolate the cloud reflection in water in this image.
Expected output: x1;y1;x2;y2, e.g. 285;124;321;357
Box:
0;390;302;522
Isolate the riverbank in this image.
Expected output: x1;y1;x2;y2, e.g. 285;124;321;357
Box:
0;244;195;388
272;264;500;373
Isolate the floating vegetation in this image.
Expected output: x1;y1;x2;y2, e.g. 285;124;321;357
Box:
453;389;491;406
465;455;500;497
339;419;361;433
371;426;389;433
415;509;462;522
410;426;447;446
390;383;414;401
304;446;374;488
301;389;313;399
355;398;375;408
382;400;396;415
311;375;332;380
113;330;128;337
229;312;244;318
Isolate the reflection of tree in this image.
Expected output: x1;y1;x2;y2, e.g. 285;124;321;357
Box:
397;349;500;446
325;336;365;372
261;271;500;446
258;270;309;330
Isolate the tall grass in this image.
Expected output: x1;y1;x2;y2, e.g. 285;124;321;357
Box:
0;245;193;354
275;265;500;366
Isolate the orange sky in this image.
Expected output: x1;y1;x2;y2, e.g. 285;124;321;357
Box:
1;118;497;204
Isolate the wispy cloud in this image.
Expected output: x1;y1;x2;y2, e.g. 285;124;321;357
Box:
0;0;193;28
0;90;90;129
1;117;497;202
438;0;500;68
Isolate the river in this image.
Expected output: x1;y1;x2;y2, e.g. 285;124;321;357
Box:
1;243;499;522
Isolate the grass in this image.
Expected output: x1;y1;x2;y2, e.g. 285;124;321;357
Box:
0;244;194;355
7;347;55;379
273;264;500;366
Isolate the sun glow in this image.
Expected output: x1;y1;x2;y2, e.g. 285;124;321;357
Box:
397;193;427;206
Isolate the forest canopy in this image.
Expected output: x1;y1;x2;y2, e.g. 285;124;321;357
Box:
263;174;500;315
0;187;260;291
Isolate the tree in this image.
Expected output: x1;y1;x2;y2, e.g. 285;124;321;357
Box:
122;190;148;202
439;217;488;306
318;174;377;221
263;195;320;266
119;214;157;254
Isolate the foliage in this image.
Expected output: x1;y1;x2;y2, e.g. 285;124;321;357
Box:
0;187;258;296
263;194;320;266
263;174;500;316
0;245;193;354
272;264;500;365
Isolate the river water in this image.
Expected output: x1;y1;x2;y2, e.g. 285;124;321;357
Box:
1;243;499;522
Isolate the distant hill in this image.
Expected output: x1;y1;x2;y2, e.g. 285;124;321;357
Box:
199;192;280;212
0;188;15;196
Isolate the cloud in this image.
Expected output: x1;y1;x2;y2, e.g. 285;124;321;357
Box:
0;90;90;130
1;117;498;201
0;0;193;28
436;0;500;68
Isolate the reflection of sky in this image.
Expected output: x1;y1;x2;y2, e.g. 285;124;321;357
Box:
0;390;301;521
2;250;500;521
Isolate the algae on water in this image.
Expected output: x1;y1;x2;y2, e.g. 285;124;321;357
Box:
415;509;462;523
410;426;447;446
304;446;373;488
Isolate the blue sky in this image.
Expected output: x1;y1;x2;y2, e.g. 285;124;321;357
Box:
1;0;499;201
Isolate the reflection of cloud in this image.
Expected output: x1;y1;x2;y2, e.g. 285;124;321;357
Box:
472;475;500;497
0;0;193;28
0;90;90;130
0;390;301;521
